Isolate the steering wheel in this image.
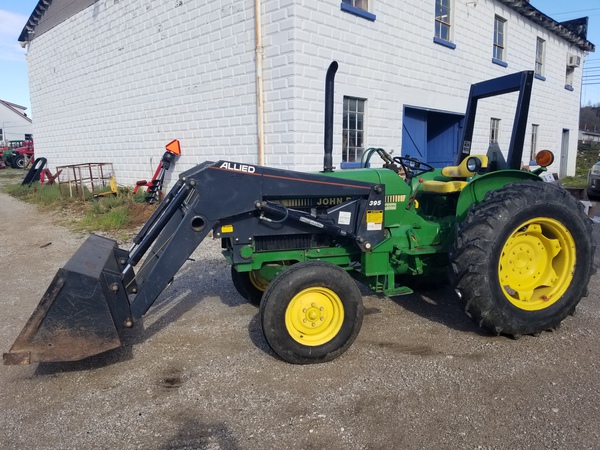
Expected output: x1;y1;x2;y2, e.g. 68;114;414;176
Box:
393;156;435;180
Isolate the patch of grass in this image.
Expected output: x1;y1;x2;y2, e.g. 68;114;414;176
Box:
3;183;31;198
132;189;150;203
560;176;587;188
75;193;155;232
78;196;131;231
561;145;600;188
3;182;80;206
0;171;155;235
0;168;24;183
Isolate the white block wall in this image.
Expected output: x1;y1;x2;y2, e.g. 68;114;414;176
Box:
284;0;586;174
27;0;587;186
28;0;259;186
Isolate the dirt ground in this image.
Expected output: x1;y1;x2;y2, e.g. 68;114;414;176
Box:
1;173;600;450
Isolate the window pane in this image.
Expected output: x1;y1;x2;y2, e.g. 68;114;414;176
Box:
490;118;500;144
535;38;545;75
435;0;451;40
354;0;368;10
356;131;363;148
493;17;506;61
530;124;538;161
343;96;366;164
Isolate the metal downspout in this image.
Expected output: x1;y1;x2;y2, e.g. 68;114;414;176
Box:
255;0;265;166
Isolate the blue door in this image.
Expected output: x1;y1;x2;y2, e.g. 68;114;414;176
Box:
402;107;463;167
427;112;462;167
402;108;427;160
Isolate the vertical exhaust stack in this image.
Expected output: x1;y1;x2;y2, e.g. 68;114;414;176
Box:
323;61;338;173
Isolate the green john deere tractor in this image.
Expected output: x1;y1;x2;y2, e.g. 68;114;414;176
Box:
3;63;595;367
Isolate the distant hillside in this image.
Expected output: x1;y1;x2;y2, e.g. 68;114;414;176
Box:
580;105;600;132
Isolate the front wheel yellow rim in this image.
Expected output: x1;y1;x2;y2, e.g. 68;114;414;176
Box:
498;217;576;311
285;287;344;346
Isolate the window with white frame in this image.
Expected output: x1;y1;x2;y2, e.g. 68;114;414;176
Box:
565;66;575;89
342;0;368;11
435;0;451;42
490;118;500;144
0;128;3;143
343;97;366;163
530;124;539;161
535;38;545;77
493;16;506;61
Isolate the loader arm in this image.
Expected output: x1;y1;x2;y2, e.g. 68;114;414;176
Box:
129;160;385;318
4;160;385;364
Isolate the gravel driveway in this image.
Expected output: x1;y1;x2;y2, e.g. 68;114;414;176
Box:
1;190;599;450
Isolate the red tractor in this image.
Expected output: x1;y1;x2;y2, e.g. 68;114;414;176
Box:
6;140;34;169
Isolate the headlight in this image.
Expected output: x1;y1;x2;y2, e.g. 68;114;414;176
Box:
591;164;600;176
466;157;481;173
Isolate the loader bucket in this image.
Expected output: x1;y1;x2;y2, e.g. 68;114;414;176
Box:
3;234;133;365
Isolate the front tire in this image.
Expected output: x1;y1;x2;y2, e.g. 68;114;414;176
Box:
12;155;24;169
451;181;594;336
260;261;364;364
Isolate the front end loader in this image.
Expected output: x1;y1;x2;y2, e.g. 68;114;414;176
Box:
4;63;594;366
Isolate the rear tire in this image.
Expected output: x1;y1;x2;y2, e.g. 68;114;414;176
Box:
451;181;594;336
260;261;363;364
231;266;267;306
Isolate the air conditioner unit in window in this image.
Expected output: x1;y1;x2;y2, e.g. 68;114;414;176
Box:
567;54;581;68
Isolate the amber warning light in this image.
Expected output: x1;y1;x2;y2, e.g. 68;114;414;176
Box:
166;139;181;156
535;149;554;167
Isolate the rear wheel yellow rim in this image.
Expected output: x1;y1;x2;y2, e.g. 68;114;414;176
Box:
285;287;344;346
498;217;576;311
249;270;269;292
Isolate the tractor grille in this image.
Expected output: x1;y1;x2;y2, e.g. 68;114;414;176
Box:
255;234;331;252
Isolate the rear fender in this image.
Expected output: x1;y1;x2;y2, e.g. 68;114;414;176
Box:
456;170;542;221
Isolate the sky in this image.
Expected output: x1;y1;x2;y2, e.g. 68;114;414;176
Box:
0;0;599;120
0;0;35;114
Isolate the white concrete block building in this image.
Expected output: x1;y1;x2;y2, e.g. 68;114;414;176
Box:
19;0;594;186
0;100;33;144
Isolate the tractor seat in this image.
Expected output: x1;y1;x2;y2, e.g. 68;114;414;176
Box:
421;155;488;194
